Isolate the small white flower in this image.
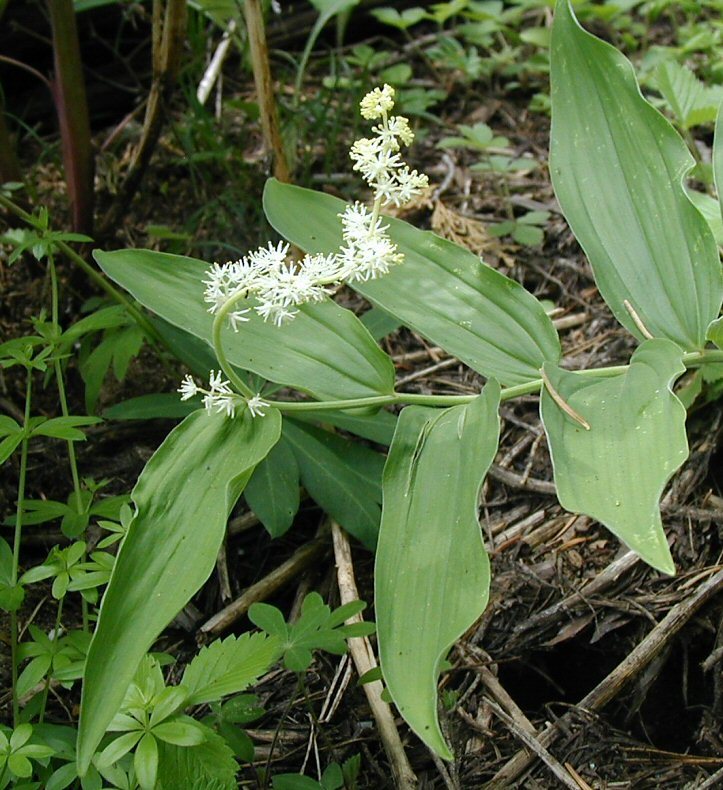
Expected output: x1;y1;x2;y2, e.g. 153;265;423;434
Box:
203;391;236;417
228;308;251;332
208;370;232;393
246;394;270;418
177;374;199;401
255;300;298;326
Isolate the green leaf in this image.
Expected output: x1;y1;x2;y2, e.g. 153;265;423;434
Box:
134;733;158;790
181;632;281;706
540;338;688;575
376;383;501;759
549;0;722;351
0;415;21;438
31;416;101;441
359;307;402;340
0;433;24;464
656;60;706;129
155;725;238;790
104;393;198;421
715;104;723;224
94;249;395;401
273;775;324;790
707;317;723;350
687;189;723;246
244;438;300;538
282;420;385;548
97;731;143;769
263;180;561;386
371;6;428;29
152;718;206;747
288;407;397;445
78;408;281;773
247;603;288;639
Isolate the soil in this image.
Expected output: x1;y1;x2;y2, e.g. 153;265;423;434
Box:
1;3;722;788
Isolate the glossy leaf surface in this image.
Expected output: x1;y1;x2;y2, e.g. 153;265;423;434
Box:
264;180;560;386
541;339;687;575
375;383;501;758
550;0;722;350
78;408;281;771
95;249;395;401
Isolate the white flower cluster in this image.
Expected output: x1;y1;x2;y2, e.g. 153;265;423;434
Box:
186;85;429;418
350;84;429;208
177;371;269;418
338;202;403;282
203;241;342;328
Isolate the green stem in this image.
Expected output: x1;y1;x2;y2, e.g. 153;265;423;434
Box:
211;302;255;399
0;193;162;345
263;351;723;415
38;597;64;724
10;369;33;727
48;257;88;631
49;258;82;496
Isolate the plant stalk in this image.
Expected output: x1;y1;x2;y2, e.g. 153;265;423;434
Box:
48;0;95;233
10;370;33;727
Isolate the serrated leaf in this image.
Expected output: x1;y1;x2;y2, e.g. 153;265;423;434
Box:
550;0;722;350
244;437;300;538
248;603;289;639
282;420;385;548
182;632;281;706
264;180;561;386
94;249;395;402
541;338;688;575
155;724;238;790
656;60;706;129
78;409;281;773
376;383;501;759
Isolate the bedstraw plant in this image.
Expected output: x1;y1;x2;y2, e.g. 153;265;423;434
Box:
76;0;723;769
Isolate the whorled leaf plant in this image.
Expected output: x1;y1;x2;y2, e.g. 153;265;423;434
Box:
78;2;723;769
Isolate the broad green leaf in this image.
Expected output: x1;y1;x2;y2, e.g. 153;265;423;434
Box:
715;104;723;224
78;408;281;772
181;632;282;706
540;339;688;575
264;180;561;386
359;306;402;340
288;406;397;445
550;0;722;350
282;420;385;548
94;249;395;401
244;437;300;538
376;383;501;759
104;393;198;421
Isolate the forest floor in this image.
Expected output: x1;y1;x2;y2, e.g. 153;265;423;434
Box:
1;2;722;787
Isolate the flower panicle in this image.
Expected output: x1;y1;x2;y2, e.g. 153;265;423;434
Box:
192;84;430;418
349;84;429;209
177;373;267;419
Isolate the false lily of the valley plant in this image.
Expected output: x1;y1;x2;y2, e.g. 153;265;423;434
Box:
77;0;723;768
